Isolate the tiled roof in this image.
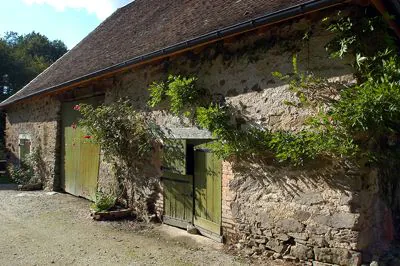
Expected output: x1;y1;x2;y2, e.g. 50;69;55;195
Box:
1;0;332;106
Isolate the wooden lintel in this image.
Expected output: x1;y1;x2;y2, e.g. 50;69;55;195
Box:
223;35;238;44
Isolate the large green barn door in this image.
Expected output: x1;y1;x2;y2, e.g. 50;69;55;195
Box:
61;97;101;200
193;148;222;241
162;140;193;229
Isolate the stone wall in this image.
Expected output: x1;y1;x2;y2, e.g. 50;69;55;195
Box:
224;160;390;265
5;95;61;190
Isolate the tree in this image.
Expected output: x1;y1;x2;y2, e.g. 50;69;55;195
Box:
0;31;68;100
0;31;68;151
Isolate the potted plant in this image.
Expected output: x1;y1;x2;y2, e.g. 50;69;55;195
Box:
91;191;132;221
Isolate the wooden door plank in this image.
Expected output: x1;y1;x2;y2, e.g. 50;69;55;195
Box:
78;140;100;200
213;154;222;224
194;149;222;237
162;172;193;228
61;97;101;200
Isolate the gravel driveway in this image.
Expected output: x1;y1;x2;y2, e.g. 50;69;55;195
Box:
0;185;298;266
0;186;250;266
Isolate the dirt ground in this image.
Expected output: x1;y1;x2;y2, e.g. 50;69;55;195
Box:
0;185;292;266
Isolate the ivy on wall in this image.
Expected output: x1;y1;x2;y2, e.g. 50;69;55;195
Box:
148;8;400;166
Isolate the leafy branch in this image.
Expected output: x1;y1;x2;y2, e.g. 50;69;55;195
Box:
147;9;399;166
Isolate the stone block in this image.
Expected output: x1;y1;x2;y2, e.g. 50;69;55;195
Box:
275;219;305;233
244;248;254;256
290;244;314;261
258;211;273;228
283;255;299;262
266;238;285;253
252;246;262;255
307;224;330;235
263;230;273;237
293;210;312;222
231;202;240;218
273;252;283;259
339;194;353;205
313;247;361;265
276;233;290;241
288;232;309;241
312;213;359;229
255;238;267;244
294;192;325;206
308;236;328;248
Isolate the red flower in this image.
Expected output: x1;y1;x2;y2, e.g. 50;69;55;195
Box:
73;105;81;111
83;135;92;139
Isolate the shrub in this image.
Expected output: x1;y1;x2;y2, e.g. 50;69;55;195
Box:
8;148;42;185
91;191;117;212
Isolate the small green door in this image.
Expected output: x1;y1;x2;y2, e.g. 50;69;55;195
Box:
162;172;193;228
162;139;193;228
193;148;222;241
61;97;101;200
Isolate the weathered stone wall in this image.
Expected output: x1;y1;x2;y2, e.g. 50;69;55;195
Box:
98;6;391;264
5;95;61;190
225;160;388;265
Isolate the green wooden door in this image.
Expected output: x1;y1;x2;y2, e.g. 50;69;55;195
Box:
162;172;193;228
61;97;101;200
193;148;222;241
162;139;194;228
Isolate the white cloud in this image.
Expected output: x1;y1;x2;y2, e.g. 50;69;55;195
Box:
23;0;133;20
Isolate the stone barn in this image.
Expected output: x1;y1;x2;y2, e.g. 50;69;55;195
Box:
2;0;400;264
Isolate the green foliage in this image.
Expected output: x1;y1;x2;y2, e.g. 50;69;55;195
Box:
272;55;339;108
8;148;42;185
148;75;204;117
147;81;166;108
323;11;396;80
8;161;34;185
91;191;117;212
196;103;357;164
320;11;400;139
0;31;68;100
333;56;400;137
78;99;159;163
78;99;164;219
148;9;399;166
196;104;233;136
147;72;356;164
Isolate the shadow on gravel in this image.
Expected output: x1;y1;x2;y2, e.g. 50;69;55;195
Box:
0;184;18;190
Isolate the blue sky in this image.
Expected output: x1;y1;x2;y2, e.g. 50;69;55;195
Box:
0;0;133;49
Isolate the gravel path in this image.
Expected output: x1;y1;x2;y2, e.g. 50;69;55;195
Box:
0;186;247;266
0;186;296;266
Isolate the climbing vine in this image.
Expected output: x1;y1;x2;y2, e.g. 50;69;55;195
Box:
148;75;207;117
148;8;399;165
78;99;164;219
